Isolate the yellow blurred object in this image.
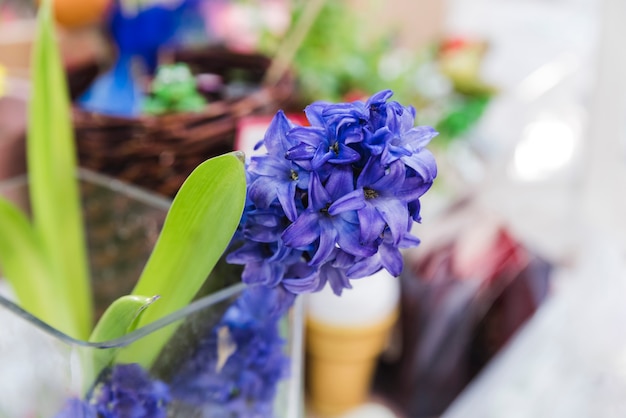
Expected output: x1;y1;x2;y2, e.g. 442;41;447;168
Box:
40;0;112;28
0;65;6;98
438;38;497;96
306;311;398;417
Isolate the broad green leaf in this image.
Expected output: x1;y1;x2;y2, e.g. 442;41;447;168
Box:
0;197;78;336
118;152;246;366
89;295;159;380
27;0;92;338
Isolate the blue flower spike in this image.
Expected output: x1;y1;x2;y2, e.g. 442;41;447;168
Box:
231;89;438;296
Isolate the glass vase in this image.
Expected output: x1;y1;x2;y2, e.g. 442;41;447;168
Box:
0;169;304;418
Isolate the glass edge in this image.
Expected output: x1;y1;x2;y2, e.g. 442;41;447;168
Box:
286;295;306;418
0;169;172;211
0;282;247;348
77;168;172;211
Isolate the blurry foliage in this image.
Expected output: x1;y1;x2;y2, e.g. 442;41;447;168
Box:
258;0;497;146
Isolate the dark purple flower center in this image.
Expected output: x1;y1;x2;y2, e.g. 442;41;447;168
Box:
364;187;378;199
330;141;340;155
289;169;299;181
320;203;332;216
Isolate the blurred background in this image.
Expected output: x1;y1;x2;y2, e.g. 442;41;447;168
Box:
1;0;626;416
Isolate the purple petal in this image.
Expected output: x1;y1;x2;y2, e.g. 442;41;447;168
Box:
287;126;326;147
401;148;438;181
379;244;403;276
328;189;366;215
311;144;332;170
329;143;361;164
366;89;394;107
282;267;321;294
248;155;288;177
226;242;266;263
356;157;386;188
304;102;327;126
324;165;354;200
376;197;409;245
372;160;405;191
357;205;386;244
281;211;320;248
395;176;433;202
347;255;383;279
276;179;298;222
308;221;337;266
263;110;295;155
242;261;285;287
320;262;352;296
308;172;331;211
248;176;278;209
403;126;438;150
285;143;316;160
335;217;377;258
364;127;392;155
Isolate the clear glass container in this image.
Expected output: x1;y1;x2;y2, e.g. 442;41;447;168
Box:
0;169;303;418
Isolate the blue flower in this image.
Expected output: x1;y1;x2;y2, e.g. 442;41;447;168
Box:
170;287;292;416
329;158;411;246
281;259;324;294
92;364;170;418
248;111;310;222
347;227;421;279
226;240;299;287
228;89;438;295
282;167;376;266
285;102;365;169
316;248;357;295
54;398;97;418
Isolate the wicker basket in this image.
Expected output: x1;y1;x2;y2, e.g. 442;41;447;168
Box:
73;48;295;197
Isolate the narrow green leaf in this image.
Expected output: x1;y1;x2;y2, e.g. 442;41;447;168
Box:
0;197;78;336
27;0;92;338
117;152;246;366
89;295;159;379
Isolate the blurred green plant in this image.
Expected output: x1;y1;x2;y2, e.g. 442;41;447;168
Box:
143;63;207;115
259;0;496;146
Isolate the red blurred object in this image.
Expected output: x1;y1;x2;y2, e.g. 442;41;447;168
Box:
374;202;552;417
439;36;470;53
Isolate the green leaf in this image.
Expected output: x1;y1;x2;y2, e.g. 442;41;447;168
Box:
89;295;160;343
0;197;77;336
117;152;246;367
27;0;92;338
89;295;159;379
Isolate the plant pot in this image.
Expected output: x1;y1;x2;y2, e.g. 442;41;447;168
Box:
72;47;296;198
0;170;304;418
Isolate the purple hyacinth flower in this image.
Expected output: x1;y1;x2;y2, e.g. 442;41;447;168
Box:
226;240;297;287
347;227;421;279
282;167;376;266
171;287;291;416
378;103;439;180
92;364;170;418
248;111;310;221
285;101;365;169
365;89;395;131
54;398;97;418
330;158;411;246
316;248;358;295
281;260;324;294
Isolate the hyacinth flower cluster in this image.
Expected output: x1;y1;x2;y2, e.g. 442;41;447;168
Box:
53;90;437;418
55;364;170;418
227;89;438;296
170;285;295;416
